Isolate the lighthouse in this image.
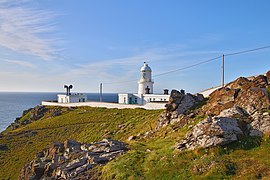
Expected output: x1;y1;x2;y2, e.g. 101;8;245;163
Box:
118;62;169;105
138;62;154;95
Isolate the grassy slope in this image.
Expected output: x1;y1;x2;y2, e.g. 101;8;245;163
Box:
0;106;270;180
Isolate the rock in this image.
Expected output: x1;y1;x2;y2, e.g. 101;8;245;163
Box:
203;87;238;116
128;135;136;141
169;90;185;104
74;163;92;175
30;106;48;120
195;93;204;101
249;111;270;136
235;87;270;114
7;106;49;131
89;156;108;164
253;75;268;88
156;89;204;130
226;77;252;90
266;70;270;84
118;124;126;129
203;72;270;116
64;139;81;153
19;139;128;179
218;106;248;117
0;144;8;151
81;143;91;151
218;106;250;123
65;158;87;171
51;109;62;117
176;117;244;150
176;93;198;114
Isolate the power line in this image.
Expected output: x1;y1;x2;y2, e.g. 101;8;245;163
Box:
153;56;222;77
103;56;222;84
225;45;270;57
103;45;270;85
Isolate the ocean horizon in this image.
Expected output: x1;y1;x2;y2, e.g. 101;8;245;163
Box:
0;92;118;132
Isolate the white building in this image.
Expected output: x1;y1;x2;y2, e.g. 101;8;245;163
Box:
118;63;170;105
57;93;87;103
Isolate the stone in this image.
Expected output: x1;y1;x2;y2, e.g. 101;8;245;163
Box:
266;70;270;84
0;144;8;151
36;152;45;158
74;163;92;174
176;93;197;114
118;124;126;129
128;135;136;141
81;143;91;151
64;139;81;152
170;90;184;103
253;75;268;88
249;111;270;136
51;109;62;117
203;87;238;116
7;105;51;131
19;139;128;179
89;156;109;164
218;106;250;123
235;87;270;114
157;89;204;130
203;72;270;116
196;93;204;101
176;117;244;150
65;158;87;171
226;77;251;90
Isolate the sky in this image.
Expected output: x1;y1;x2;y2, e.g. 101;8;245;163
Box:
0;0;270;93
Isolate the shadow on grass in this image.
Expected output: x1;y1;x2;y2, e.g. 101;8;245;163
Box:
221;136;262;154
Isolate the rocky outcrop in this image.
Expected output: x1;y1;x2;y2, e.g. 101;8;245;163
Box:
176;116;244;150
8;106;63;130
156;89;204;129
249;111;270;137
203;71;270;116
175;70;270;151
176;103;270;151
19;139;128;179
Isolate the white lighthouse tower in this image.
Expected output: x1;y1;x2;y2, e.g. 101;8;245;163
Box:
118;62;169;105
138;62;154;95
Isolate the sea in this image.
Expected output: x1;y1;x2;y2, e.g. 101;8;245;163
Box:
0;92;118;132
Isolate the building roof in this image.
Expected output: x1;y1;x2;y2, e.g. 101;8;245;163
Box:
140;63;152;71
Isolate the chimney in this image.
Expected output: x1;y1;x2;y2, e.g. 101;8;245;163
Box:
164;89;169;95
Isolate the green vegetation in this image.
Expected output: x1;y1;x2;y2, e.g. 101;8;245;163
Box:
1;106;270;179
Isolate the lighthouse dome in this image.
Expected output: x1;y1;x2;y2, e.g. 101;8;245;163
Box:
140;63;152;71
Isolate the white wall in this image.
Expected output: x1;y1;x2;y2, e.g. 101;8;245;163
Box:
118;93;142;104
142;94;170;104
138;81;154;95
57;94;87;103
42;101;167;110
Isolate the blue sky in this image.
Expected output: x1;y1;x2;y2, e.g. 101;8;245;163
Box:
0;0;270;93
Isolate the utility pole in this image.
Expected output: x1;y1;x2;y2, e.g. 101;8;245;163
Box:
100;83;103;102
222;54;225;87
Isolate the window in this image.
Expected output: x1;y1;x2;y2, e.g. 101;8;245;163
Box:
153;98;155;101
161;98;163;101
149;98;152;101
124;97;126;103
135;98;137;103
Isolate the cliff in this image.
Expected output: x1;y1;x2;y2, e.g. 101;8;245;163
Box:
0;70;270;179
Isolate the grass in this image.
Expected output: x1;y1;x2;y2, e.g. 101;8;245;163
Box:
0;106;270;179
